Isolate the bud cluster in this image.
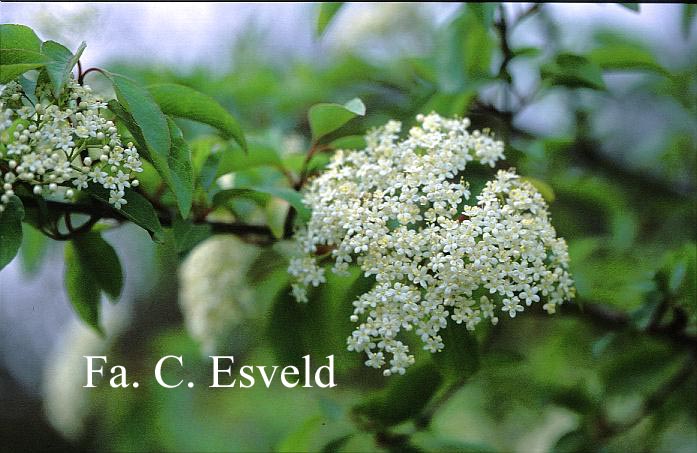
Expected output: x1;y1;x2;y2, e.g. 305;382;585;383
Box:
0;78;143;211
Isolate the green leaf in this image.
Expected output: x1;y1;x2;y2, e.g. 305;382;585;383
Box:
0;195;24;270
435;4;496;93
20;223;47;275
553;429;596;453
587;43;669;76
521;176;556;203
166;118;194;218
432;323;479;383
512;46;542;59
105;73;173;198
64;241;103;333
308;98;365;142
41;40;86;97
215;141;281;175
148;83;247;151
0;24;41;52
18;75;38;104
329;135;366;150
419;91;476;117
352;363;443;429
213;186;311;222
72;232;123;301
172;217;211;255
277;415;324;452
87;185;164;241
541;53;606;90
252;186;310;222
618;3;640;13
0;48;50;83
658;243;696;311
211;188;263;208
319;435;353;453
316;3;344;36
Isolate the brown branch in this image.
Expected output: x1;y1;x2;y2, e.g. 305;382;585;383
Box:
78;67;107;85
18;196;276;244
562;301;697;350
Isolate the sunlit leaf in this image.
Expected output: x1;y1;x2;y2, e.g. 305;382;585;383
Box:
148;83;247;151
329;135;366;150
308;98;365;142
0;48;50;83
0;24;42;52
19;223;47;275
105;73;173;199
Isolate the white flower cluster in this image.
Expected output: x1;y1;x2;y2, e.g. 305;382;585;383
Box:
0;78;142;211
179;236;260;355
289;113;574;376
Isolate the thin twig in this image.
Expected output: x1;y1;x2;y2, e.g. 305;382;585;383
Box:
599;354;696;441
78;67;107;85
560;302;697;350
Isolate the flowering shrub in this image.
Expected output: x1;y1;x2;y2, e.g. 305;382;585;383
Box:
0;78;143;211
2;4;696;449
289;113;575;375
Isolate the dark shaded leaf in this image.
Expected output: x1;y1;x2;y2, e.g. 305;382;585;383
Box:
0;195;24;270
87;185;164;242
64;241;103;333
352;363;443;428
172;217;211;255
71;232;123;302
619;3;640;13
432;323;479;383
